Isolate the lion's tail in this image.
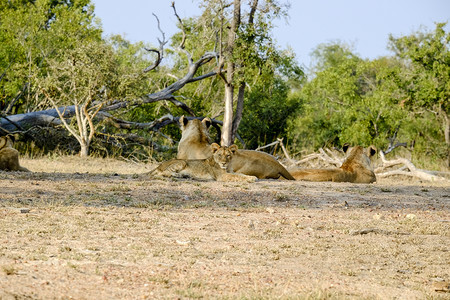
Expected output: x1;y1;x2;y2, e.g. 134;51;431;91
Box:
280;167;295;180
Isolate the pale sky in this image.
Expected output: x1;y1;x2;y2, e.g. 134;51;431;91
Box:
91;0;449;69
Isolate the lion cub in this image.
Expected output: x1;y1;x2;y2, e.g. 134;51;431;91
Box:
151;143;257;182
0;136;30;172
289;145;377;183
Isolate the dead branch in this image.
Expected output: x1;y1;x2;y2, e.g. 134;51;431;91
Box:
254;138;296;165
276;138;297;165
376;151;447;182
4;82;29;115
103;51;218;112
143;14;167;72
255;140;279;151
171;2;186;49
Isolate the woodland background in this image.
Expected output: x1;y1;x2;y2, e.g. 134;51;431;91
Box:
0;0;449;170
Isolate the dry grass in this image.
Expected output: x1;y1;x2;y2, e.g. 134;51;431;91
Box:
0;156;449;299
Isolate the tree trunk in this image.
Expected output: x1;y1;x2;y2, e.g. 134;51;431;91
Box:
221;0;241;146
443;111;450;168
222;83;234;146
231;82;245;142
80;142;89;157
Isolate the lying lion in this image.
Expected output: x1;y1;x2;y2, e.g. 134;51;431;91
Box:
289;145;377;183
226;145;295;180
176;116;294;180
150;143;257;182
0;136;30;172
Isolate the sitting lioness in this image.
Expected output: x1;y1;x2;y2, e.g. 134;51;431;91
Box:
176;116;293;180
177;116;212;160
150;143;257;182
0;135;30;172
289;145;377;183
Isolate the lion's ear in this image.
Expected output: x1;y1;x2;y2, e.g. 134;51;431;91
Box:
0;137;6;149
229;144;238;153
202;117;211;129
211;143;220;153
179;116;189;128
342;143;350;154
368;146;377;157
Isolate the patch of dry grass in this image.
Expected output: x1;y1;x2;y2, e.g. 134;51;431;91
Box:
0;156;449;299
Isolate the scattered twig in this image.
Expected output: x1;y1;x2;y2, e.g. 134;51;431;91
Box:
350;228;410;236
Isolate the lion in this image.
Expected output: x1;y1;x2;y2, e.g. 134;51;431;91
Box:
177;116;212;160
150;143;257;182
226;145;295;180
0;135;30;172
175;116;293;180
289;145;377;183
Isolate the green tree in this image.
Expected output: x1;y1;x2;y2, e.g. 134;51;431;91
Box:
389;22;450;166
0;0;101;114
169;0;301;147
40;41;121;157
288;42;407;151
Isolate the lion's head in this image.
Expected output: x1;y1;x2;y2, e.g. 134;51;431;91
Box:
342;144;377;171
179;116;212;144
177;116;213;160
211;143;238;170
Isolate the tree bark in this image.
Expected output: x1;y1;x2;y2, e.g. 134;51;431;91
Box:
229;0;258;144
80;142;89;157
443;111;450;168
231;82;245;141
221;0;241;146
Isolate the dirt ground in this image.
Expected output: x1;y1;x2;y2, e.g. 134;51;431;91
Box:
0;156;449;299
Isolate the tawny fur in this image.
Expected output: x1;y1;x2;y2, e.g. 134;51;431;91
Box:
227;146;294;180
289;145;377;183
175;117;293;180
0;136;30;172
151;143;257;182
177;116;212;160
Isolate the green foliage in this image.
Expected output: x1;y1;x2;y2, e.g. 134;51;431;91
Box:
1;0;447;168
0;0;102;113
288;24;449;168
239;77;302;149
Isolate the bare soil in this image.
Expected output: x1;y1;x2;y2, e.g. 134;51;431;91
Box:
0;156;449;299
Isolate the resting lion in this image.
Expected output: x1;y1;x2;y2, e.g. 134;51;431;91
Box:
289;145;377;183
150;143;257;182
0;136;30;172
176;116;293;180
226;145;295;180
177;116;212;160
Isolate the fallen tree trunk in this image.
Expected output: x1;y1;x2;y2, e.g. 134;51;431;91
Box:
0;107;67;132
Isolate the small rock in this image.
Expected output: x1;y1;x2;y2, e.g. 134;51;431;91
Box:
406;214;416;220
266;208;275;214
176;240;190;246
20;208;30;214
373;213;383;220
248;220;255;229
